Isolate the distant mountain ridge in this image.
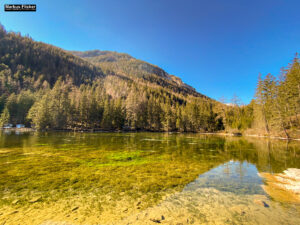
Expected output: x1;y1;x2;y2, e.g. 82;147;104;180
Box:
71;50;202;98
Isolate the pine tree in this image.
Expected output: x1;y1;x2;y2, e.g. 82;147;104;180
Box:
0;107;10;127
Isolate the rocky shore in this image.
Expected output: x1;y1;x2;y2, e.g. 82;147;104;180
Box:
259;168;300;204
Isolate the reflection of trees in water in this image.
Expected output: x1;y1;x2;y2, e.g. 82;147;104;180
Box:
220;137;300;174
169;134;300;175
2;132;299;175
223;163;230;176
1;132;299;191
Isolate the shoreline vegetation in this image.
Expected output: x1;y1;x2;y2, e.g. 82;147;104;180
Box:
2;127;300;141
0;25;300;139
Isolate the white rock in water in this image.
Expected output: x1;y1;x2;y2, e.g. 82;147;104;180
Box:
275;168;300;195
283;168;300;181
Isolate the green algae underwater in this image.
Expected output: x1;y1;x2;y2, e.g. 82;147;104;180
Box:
0;132;299;224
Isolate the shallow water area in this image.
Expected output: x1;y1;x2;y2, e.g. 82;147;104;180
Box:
0;132;299;224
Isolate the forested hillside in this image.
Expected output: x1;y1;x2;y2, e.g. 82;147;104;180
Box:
0;25;223;132
0;24;299;138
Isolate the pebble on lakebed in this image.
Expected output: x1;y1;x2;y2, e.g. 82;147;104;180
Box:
28;196;42;203
259;168;300;203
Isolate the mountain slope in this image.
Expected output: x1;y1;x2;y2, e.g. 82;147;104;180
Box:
0;24;224;132
0;22;208;100
0;25;104;90
71;50;205;98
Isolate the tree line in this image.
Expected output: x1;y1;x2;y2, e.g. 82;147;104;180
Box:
253;55;300;138
0;75;223;132
217;54;300;138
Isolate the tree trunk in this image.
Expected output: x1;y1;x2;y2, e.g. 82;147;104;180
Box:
262;106;270;134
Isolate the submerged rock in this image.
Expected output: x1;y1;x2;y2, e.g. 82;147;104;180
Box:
9;210;18;215
150;218;161;223
149;215;165;223
28;196;42;203
71;206;79;211
136;201;141;206
12;199;19;204
253;199;269;208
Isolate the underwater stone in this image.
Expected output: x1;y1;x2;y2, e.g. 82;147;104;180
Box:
28;197;41;203
71;206;79;211
9;210;18;215
253;199;269;208
150;218;161;223
12;200;19;204
136;201;141;206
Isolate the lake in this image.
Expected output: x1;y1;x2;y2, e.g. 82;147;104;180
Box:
0;132;299;224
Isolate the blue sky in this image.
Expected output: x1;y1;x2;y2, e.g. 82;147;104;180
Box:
0;0;300;103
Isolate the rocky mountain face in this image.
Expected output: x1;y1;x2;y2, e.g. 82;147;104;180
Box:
71;50;204;98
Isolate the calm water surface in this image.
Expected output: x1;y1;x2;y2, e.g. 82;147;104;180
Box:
0;132;299;224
